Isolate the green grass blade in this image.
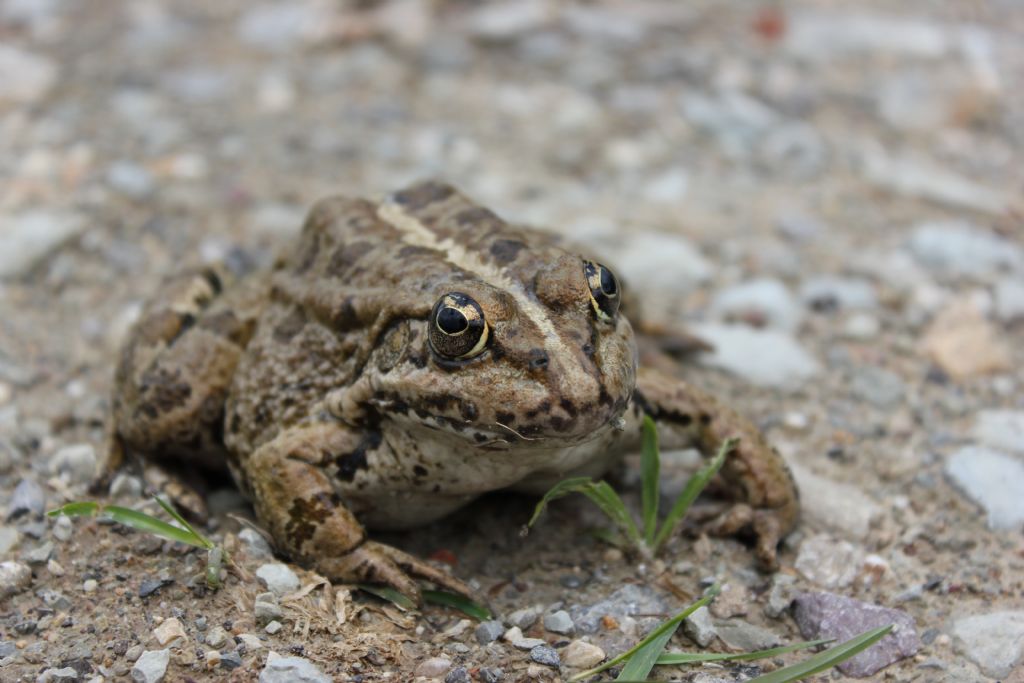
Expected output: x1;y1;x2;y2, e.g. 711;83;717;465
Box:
153;495;214;549
748;625;893;683
652;437;737;552
102;505;212;548
568;584;720;682
422;590;492;621
357;584;417;611
656;638;832;664
640;415;660;545
48;502;101;517
527;477;641;544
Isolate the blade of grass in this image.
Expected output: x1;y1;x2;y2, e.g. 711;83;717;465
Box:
153;495;214;549
640;415;660;545
656;638;831;664
49;501;212;549
748;625;893;683
527;477;642;544
357;584;417;611
651;437;737;553
422;590;492;621
568;584;720;682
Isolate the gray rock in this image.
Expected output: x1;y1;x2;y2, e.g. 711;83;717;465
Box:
863;151;1011;216
801;276;877;311
220;651;243;669
683;606;717;647
543;610;575;635
478;667;503;683
530;644;560;667
972;410;1024;455
38;667;78;682
692;324;820;391
765;574;797;619
569;584;668;634
8;478;45;520
264;620;282;635
0;525;20;555
259;652;330;683
849;366;906;409
51;515;72;543
204;626;228;648
759;121;826;177
714;620;783;651
254;592;283;625
131;649;170;683
0;212;84;279
0;640;15;657
946;447;1024;530
106;162;154;200
950;611;1024;678
0;44;58;104
785;13;950;60
909;221;1022;277
414;656;451;678
237;3;322;52
239;528;274;559
445;667;471;683
0;560;31;598
48;444;97;485
681;90;779;157
790;464;881;539
793;592;920;677
467;0;553;40
709;278;802;332
795;535;863;589
109;473;143;499
256;563;299;596
474;620;505;644
507;606;541;630
995;278;1024;322
23;541;53;565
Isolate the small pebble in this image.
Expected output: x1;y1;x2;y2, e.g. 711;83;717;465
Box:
48;444;97;485
46;559;64;576
543;610;575;635
204;626;228;649
125;645;143;662
529;644;560;668
265;620;282;635
683;606;717;647
220;651;242;670
507;606;541;630
204;650;221;669
561;640;605;668
238;528;274;559
0;560;32;598
414;656;452;678
130;649;170;683
8;479;45;520
83;579;98;593
445;667;471;683
478;668;504;683
255;592;283;624
256;563;299;596
152;617;186;647
474;620;504;644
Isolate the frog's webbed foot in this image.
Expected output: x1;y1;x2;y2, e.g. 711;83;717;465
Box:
247;422;472;605
323;541;474;603
689;502;783;571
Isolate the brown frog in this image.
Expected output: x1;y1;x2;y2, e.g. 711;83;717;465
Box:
109;181;799;601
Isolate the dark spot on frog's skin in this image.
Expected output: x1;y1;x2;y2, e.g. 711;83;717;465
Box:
454;206;501;229
700;413;712;426
582;342;595;359
139;367;192;412
273;308;307;343
473;433;488;443
432;484;441;493
228;412;241;435
490;239;526;265
294;231;321;273
327;241;374;278
460;401;478;421
549;415;568;431
495;411;515;426
167;313;196;345
413;465;428;477
335;432;381;482
399;245;438;259
559;398;578;418
394;182;454;211
528;348;549;370
334;298;359;329
286;492;341;543
199;310;255;346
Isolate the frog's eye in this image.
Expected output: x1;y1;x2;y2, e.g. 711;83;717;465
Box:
583;260;620;323
428;292;490;360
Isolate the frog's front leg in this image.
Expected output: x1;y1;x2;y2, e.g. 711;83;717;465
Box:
629;367;799;570
243;420;472;603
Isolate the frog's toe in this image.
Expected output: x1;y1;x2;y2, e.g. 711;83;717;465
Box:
698;503;782;572
368;541;476;600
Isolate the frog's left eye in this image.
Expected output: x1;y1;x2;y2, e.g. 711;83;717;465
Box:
428;292;490;360
583;260;620;323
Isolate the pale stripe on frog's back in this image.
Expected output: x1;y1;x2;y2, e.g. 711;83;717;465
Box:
376;181;575;368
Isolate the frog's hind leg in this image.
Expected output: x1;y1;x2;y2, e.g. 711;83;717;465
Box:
103;266;265;510
627;368;799;570
245;421;473;604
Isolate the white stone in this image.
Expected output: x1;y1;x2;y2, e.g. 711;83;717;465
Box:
972;410;1024;455
237;3;324;52
995;279;1024;322
131;649;170;683
709;278;802;332
789;465;882;539
153;617;186;647
467;0;553;40
946;447;1024;530
800;276;877;311
0;44;58;104
795;535;863;589
785;13;951;60
48;444;97;485
413;656;451;679
259;652;331;683
256;563;300;596
909;221;1023;277
561;640;605;668
0;560;32;598
950;611;1024;679
692;324;820;391
642;168;689;203
0;211;84;278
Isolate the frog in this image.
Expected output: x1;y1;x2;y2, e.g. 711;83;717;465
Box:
109;180;799;602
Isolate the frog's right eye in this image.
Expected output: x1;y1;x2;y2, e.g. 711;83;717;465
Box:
428;292;490;360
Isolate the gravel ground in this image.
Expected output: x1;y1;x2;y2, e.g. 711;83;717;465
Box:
2;1;1023;681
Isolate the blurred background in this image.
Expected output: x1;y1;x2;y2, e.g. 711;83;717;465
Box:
1;1;1023;681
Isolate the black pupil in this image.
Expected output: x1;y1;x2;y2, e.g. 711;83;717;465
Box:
599;267;617;296
437;307;468;334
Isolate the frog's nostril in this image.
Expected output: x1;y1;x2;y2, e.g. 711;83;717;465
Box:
528;349;549;370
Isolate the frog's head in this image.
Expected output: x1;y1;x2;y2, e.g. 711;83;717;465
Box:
369;252;638;450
